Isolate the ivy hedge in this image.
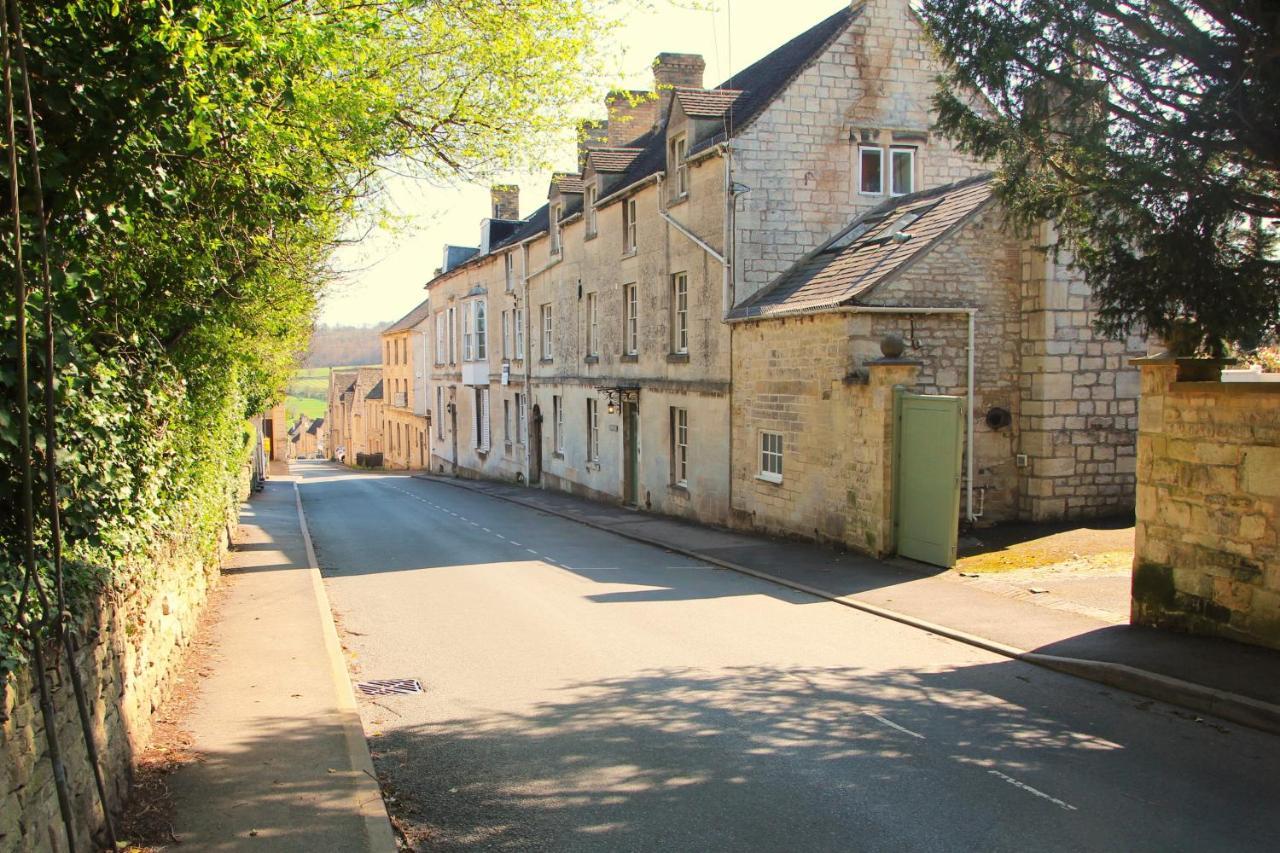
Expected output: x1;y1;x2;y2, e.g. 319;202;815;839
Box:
0;0;610;671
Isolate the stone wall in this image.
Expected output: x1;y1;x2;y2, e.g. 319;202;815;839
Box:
731;0;988;304
0;474;244;851
730;312;915;554
1132;361;1280;649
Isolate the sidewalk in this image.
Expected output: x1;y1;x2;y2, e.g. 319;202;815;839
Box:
419;473;1280;735
164;474;396;851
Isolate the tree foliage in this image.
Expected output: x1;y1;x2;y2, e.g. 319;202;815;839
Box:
1;0;612;668
922;0;1280;350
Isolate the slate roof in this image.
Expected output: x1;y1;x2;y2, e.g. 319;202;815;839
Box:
675;87;743;119
307;418;324;435
385;296;432;333
365;379;384;401
587;147;644;172
728;175;996;320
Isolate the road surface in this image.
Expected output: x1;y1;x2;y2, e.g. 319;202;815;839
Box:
296;461;1278;852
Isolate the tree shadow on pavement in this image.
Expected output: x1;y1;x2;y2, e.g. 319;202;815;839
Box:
361;662;1279;852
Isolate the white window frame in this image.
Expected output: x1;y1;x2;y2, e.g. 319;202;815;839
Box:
671;134;688;196
516;392;527;444
586;292;598;357
540;303;553;360
671;407;688;487
436;387;444;439
890;146;916;197
672;272;689;354
586;398;599;463
447;306;457;364
623;197;637;254
624;283;638;355
435;313;446;364
550;202;562;254
501;310;510;359
584;184;597;237
759;431;784;483
859;145;884;196
504;252;515;291
514;306;525;360
503;397;511;443
474;300;487;360
462;302;474;361
474;387;490;451
553;395;564;454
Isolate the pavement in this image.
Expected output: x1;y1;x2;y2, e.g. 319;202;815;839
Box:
164;472;396;852
296;462;1280;851
415;471;1280;735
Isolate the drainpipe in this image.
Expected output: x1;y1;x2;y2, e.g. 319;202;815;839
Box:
728;304;979;523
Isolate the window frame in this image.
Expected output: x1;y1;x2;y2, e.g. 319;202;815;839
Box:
474;300;487;360
550;202;562;255
462;302;473;361
504;252;515;291
759;430;784;483
514;306;525;361
584;184;597;237
435;313;446;364
890;146;916;197
501;310;510;360
586;292;598;357
540;303;553;360
858;145;884;196
516;393;527;445
672;272;689;354
623;197;638;254
671;407;688;487
553;394;564;454
503;397;511;442
586;398;600;463
671;133;688;197
624;282;638;355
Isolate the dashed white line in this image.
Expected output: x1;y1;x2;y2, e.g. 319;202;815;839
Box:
866;713;925;739
986;770;1078;811
526;549;538;555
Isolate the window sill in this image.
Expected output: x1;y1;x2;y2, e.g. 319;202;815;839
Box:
669;482;689;495
620;353;638;363
666;352;690;364
584;231;597;242
539;358;554;364
553;451;565;460
584;355;599;364
667;193;689;208
756;473;784;485
586;460;601;471
621;249;637;259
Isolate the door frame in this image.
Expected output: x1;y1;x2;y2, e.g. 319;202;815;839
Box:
892;388;964;568
622;399;640;506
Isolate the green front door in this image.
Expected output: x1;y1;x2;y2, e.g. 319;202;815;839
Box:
894;391;964;568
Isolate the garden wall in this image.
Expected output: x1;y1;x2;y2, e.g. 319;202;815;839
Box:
1131;360;1280;649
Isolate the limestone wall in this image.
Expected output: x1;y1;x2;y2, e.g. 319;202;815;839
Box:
729;313;913;554
1132;362;1280;649
1;474;244;851
731;0;987;304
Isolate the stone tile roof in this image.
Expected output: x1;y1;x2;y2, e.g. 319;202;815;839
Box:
307;418;324;435
385;296;432;333
675;87;743;119
553;173;585;194
365;379;384;401
587;147;644;172
728;175;995;320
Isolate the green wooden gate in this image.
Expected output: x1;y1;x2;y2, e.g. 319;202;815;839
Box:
894;390;964;568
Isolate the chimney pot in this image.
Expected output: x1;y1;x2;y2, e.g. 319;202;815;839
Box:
652;52;706;90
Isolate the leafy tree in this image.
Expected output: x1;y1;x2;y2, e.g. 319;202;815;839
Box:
922;0;1280;351
1;0;615;666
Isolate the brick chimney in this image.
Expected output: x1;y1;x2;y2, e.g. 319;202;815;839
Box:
577;119;608;170
490;185;519;220
605;90;659;147
653;52;705;90
653;53;705;124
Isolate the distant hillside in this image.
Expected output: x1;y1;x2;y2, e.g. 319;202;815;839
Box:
304;323;387;368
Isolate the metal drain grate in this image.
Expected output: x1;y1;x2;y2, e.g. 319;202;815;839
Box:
357;678;423;696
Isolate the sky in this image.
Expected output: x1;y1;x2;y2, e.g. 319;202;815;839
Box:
319;0;850;328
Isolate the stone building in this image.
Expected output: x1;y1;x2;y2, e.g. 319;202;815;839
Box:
381;298;433;469
414;0;1143;559
326;366;385;464
326;368;358;461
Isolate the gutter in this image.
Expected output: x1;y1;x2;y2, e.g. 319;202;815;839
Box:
731;304;979;525
595;173;660;209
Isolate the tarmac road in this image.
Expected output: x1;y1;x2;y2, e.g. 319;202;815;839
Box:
296;461;1279;852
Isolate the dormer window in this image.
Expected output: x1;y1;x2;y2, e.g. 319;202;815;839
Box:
890;147;916;196
550;202;562;254
859;146;883;195
670;134;688;197
584;184;597;237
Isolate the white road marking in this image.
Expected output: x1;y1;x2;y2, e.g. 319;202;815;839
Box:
510;541;523;547
526;549;538;555
481;527;491;532
987;770;1078;812
866;713;925;739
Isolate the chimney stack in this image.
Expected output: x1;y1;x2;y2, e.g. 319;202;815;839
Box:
653;53;705;124
605;90;660;147
490;185;520;220
577;119;608;170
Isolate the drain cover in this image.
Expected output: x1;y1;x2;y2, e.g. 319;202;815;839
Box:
357;678;423;696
